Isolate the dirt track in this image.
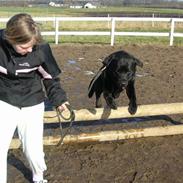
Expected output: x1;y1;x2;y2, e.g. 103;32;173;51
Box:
8;44;183;183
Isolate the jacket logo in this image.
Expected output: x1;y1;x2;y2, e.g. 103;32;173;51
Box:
19;62;30;67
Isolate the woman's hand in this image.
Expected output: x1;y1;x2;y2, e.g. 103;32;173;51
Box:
57;101;75;120
57;101;70;112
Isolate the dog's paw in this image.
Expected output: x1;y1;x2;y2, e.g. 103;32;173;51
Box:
109;104;117;110
96;104;102;108
128;103;137;115
104;96;117;110
107;100;117;110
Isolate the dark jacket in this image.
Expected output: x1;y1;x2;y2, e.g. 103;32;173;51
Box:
0;29;67;108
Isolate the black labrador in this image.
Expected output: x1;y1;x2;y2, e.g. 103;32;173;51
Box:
88;50;143;115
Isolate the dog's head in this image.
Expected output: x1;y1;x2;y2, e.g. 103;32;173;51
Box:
103;51;143;87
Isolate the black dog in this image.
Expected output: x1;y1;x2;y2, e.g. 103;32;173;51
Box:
88;50;143;115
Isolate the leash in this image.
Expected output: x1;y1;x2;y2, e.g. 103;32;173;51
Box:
56;104;75;146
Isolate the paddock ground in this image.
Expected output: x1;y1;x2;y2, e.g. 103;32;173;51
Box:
8;44;183;183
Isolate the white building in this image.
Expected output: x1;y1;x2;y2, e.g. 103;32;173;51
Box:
83;2;96;9
49;1;63;7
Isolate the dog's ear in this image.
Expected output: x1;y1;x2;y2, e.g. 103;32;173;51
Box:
102;54;115;66
134;59;143;68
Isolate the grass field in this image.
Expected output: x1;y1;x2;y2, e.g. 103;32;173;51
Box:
0;6;183;17
0;6;183;46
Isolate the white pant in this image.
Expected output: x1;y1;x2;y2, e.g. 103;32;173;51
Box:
0;101;47;183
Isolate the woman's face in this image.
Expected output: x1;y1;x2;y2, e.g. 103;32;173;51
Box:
13;38;35;55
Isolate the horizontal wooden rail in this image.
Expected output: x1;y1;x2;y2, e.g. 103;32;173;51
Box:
9;102;183;149
44;102;183;123
10;124;183;149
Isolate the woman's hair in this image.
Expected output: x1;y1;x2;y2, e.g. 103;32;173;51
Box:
4;13;43;45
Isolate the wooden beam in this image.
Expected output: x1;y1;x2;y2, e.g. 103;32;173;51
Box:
44;102;183;123
10;124;183;149
10;103;183;149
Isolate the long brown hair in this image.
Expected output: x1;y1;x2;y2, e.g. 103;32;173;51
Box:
4;13;42;45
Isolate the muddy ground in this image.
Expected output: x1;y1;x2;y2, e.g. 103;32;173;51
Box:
8;44;183;183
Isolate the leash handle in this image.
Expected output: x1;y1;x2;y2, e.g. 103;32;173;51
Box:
56;104;75;146
56;103;75;121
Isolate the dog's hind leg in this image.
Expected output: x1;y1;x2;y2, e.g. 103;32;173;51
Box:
95;89;103;108
126;80;137;115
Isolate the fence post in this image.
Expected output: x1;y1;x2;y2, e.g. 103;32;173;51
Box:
107;14;110;28
152;13;154;27
110;18;115;46
55;18;59;44
53;16;56;28
170;18;175;46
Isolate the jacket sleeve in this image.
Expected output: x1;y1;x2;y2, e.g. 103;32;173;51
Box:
38;43;68;107
43;77;67;107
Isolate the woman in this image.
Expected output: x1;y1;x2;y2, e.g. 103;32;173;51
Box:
0;13;70;183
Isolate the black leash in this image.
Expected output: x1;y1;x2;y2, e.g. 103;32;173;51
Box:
56;104;75;146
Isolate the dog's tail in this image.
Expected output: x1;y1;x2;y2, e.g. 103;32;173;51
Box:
88;78;95;98
102;53;115;67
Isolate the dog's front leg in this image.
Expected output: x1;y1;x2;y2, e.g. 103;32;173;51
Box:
103;91;117;109
126;80;137;115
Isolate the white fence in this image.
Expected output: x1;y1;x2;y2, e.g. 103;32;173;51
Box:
0;17;183;46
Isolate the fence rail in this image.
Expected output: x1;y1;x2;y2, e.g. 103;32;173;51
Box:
1;17;183;46
10;102;183;149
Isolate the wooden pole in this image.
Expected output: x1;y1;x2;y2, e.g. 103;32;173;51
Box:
44;102;183;123
10;124;183;149
10;103;183;149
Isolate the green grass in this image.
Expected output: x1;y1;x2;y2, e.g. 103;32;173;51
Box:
43;35;183;46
